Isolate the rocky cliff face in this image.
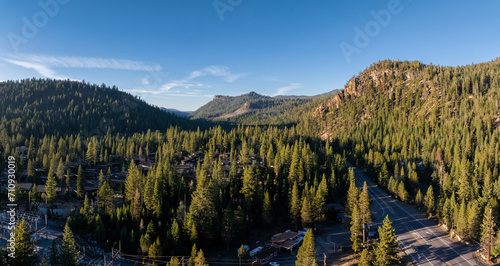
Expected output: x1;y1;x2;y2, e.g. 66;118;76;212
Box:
314;61;425;117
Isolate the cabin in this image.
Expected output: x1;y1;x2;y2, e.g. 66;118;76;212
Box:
270;230;303;252
18;182;33;192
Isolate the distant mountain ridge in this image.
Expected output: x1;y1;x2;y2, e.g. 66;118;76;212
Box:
188;90;338;125
160;107;192;118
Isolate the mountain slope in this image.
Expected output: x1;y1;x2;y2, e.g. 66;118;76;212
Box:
0;78;193;140
189;90;337;125
306;58;500;242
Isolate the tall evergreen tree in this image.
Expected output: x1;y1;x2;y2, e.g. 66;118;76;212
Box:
374;216;399;266
49;239;59;266
301;192;314;227
424;185;435;215
262;191;273;225
59;222;79;266
346;178;359;219
359;248;371;266
350;204;362;253
8;218;37;266
46;170;57;203
295;230;317;266
359;181;372;243
290;181;301;230
194;248;208;266
77;165;85;198
148;237;162;259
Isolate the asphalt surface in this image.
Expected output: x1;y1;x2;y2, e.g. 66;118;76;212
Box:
348;162;479;266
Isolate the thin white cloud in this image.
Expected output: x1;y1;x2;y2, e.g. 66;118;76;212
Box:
129;83;202;96
273;83;302;96
1;53;162;81
3;58;72;80
141;76;150;85
187;65;246;82
131;65;244;96
10;54;162;72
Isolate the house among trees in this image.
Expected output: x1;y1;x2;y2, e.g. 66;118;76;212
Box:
18;182;34;192
270;230;304;252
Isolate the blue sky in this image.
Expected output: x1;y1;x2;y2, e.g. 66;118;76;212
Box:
1;1;499;111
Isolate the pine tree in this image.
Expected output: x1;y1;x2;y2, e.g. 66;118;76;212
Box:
290;181;301;230
98;180;114;213
49;239;59;265
32;183;38;201
140;233;151;254
77;165;85;198
56;157;66;181
359;181;372;243
171;219;181;250
168;257;181;266
125;160;143;202
238;244;248;259
314;174;328;222
415;189;423;207
424;185;435;215
241;166;256;212
133;188;141;221
466;200;480;240
350;204;362;253
359;248;371;266
46;169;57;203
148;237;162;259
480;205;495;247
8;218;37;265
262;191;273;225
27;159;35;177
222;207;234;250
374;216;399;266
296;230;317;266
346;178;359;219
194;249;208;266
301;193;314;227
59;222;79;266
188;244;198;266
187;168;216;243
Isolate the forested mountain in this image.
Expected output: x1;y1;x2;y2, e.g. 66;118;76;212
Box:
0;79;347;263
188;91;337;125
0;79;193;142
309;58;500;245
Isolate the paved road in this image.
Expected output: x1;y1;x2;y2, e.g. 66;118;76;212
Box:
348;162;479;266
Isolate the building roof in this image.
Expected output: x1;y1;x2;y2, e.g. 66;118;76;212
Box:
254;246;278;260
18;182;33;191
271;231;300;245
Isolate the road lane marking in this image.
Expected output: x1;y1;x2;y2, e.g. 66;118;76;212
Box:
412;227;428;244
389;198;474;265
420;252;434;266
351;166;474;266
349;164;475;266
408;229;452;266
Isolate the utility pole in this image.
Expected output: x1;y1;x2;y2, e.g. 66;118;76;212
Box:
487;207;492;263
